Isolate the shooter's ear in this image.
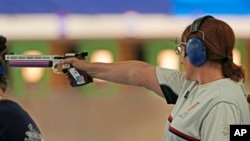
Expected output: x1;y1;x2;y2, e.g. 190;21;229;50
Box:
0;35;7;53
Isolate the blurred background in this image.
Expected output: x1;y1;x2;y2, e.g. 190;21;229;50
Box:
1;0;250;141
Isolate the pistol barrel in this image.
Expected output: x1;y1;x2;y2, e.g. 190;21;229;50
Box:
8;60;53;67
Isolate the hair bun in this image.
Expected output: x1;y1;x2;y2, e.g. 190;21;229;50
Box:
0;35;6;44
0;35;7;53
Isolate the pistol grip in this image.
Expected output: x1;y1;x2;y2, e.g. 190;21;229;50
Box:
62;65;93;87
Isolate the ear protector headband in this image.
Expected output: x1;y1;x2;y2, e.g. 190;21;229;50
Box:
185;15;214;66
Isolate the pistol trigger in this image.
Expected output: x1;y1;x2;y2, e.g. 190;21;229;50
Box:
53;68;62;74
52;63;63;74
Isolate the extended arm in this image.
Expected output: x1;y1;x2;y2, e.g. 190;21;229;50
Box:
60;58;164;97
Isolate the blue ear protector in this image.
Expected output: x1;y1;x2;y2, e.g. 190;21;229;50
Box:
185;15;214;66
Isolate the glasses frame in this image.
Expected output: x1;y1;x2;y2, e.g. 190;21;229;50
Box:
173;38;186;55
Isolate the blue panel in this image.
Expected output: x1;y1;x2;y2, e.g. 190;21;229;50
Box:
0;0;171;14
0;0;249;14
169;0;250;15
